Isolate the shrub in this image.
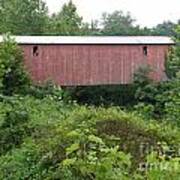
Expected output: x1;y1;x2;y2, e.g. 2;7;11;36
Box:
26;81;64;100
162;76;180;124
57;136;132;180
132;59;180;124
134;103;155;120
68;85;136;106
0;34;30;95
133;65;158;103
165;26;180;79
143;151;180;179
0;101;179;179
0;107;30;155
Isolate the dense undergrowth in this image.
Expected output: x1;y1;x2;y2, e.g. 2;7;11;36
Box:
0;31;180;179
0;96;180;179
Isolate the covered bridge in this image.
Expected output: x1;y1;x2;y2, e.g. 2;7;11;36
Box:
0;36;174;86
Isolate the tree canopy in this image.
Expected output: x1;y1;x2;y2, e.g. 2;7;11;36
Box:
0;0;48;35
0;0;179;36
101;11;139;35
152;21;177;36
48;0;83;35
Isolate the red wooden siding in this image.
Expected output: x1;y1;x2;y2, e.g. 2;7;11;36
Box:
22;44;169;86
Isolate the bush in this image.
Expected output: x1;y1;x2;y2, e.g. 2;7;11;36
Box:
134;103;155;120
132;60;180;124
0;106;30;155
165;26;180;79
0;35;30;95
1;103;179;179
143;151;180;180
26;81;64;100
68;85;136;106
162;76;180;124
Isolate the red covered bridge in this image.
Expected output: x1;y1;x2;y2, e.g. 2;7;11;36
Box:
0;36;174;86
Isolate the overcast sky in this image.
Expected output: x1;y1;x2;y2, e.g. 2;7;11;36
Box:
44;0;180;27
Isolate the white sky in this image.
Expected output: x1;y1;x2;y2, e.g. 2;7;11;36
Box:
44;0;180;27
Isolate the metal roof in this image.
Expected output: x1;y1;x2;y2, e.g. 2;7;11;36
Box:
0;36;174;45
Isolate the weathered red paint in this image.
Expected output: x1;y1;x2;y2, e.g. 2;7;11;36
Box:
21;44;170;86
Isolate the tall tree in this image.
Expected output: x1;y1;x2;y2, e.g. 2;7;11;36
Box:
101;11;141;35
152;21;177;36
0;0;48;35
49;0;82;35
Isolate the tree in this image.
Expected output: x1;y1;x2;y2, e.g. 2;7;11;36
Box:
0;35;30;95
152;21;177;36
101;11;141;35
49;0;82;35
0;0;48;35
80;20;102;35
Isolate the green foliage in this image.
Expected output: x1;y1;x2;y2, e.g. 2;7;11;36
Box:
143;150;180;179
0;2;179;179
0;140;42;180
134;103;155;120
80;21;101;36
60;136;132;180
0;103;30;155
162;77;180;124
0;0;48;35
49;0;83;35
134;78;180;124
132;26;180;124
68;85;136;106
0;98;179;179
0;0;178;36
25;81;65;101
152;21;177;36
101;11;139;35
0;35;30;95
133;65;153;86
166;26;180;79
165;47;179;78
133;65;158;103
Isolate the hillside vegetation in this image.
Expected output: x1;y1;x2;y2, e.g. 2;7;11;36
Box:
0;95;180;179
